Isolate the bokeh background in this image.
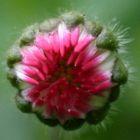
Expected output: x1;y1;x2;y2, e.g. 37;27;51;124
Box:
0;0;140;140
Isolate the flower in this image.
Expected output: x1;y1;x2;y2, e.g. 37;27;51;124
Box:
7;11;128;130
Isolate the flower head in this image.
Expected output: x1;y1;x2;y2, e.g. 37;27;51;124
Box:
7;11;128;130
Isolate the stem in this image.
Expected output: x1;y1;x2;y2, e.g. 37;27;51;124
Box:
50;126;60;140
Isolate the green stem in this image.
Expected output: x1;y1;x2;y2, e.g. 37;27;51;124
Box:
50;126;60;140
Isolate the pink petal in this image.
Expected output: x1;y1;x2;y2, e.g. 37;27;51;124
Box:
52;33;60;53
74;30;94;52
82;51;110;71
74;50;86;66
23;65;45;80
16;71;39;85
35;35;51;51
92;80;112;94
71;27;80;46
67;52;78;65
58;22;67;56
91;71;112;83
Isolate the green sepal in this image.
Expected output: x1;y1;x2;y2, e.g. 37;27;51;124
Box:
19;24;38;47
85;21;103;37
7;70;19;88
39;18;60;33
36;113;59;127
7;46;21;68
109;85;120;102
61;118;85;131
96;29;118;51
61;11;85;27
90;94;109;110
15;94;32;113
7;70;27;89
86;103;110;125
112;57;128;84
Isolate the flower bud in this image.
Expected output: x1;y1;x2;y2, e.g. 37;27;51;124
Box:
7;11;129;130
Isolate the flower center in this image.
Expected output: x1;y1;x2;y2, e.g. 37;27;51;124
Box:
51;59;74;84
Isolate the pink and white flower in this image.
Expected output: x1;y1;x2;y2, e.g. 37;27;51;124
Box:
14;22;116;123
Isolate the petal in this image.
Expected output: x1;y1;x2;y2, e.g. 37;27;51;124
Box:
67;52;78;65
35;35;51;51
82;51;110;71
52;32;60;53
16;71;39;85
71;27;80;46
26;66;45;80
93;80;112;94
58;22;68;56
74;30;94;52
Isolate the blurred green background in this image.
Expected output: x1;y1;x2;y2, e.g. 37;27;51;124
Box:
0;0;140;140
